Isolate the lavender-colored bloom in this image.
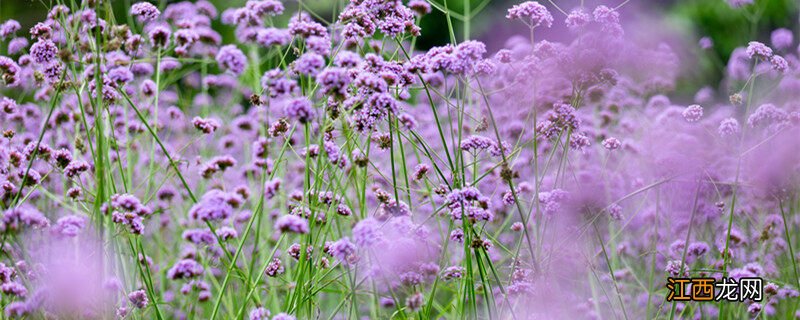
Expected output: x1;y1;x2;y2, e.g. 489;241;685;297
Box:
7;38;28;55
182;228;215;245
256;28;291;47
192;117;220;134
593;5;623;36
265;258;284;277
665;260;688;277
275;215;309;234
247;0;285;17
699;36;713;50
0;56;21;86
352;218;382;247
718;118;740;137
746;41;773;59
249;307;270;320
682;104;703;122
52;215;86;237
687;242;709;257
148;26;171;48
770;55;788;73
306;36;331;56
408;0;432;15
441;266;464;280
1;97;16;114
188;190;237;221
506;1;553;28
317;67;351;96
602;137;621;150
727;0;753;7
64;160;90;178
748;103;787;127
131;2;161;22
284;97;315;123
293;52;325;76
565;9;590;30
108;67;134;84
175;29;200;47
216;226;238;240
216;45;248;75
771;28;793;50
1;205;50;232
128;289;149;309
1;282;27;297
405;292;424;311
167;259;204;279
271;313;296;320
30;39;58;64
330;237;357;264
4;301;28;318
0;20;21;38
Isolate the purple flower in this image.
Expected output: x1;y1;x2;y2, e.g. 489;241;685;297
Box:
293;52;325;76
7;38;28;55
256;28;291;47
128;289;149;309
4;301;28;318
167;259;205;279
408;0;432;15
108;67;134;84
131;2;161;22
275;215;309;234
1;205;50;233
771;28;793;50
602;137;621;150
284;97;315;123
182;228;216;245
699;37;713;50
246;0;285;17
192;117;220;134
330;237;357;264
506;1;553;28
352;218;382;247
1;282;27;297
30;39;58;64
405;292;424;311
317;67;351;96
272;313;296;320
0;56;21;86
441;266;464;280
188;190;238;221
593;5;623;36
770;55;788;73
249;307;271;320
216;45;248;75
1;97;16;114
0;20;21;39
52;215;86;237
265;258;284;277
746;41;773;59
718;118;740;137
682;104;703;122
748;103;787;127
148;26;171;48
727;0;753;8
565;9;590;30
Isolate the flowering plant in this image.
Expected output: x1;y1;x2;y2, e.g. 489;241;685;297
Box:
1;0;800;319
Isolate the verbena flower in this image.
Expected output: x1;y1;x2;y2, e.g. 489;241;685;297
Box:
506;1;553;28
131;2;160;22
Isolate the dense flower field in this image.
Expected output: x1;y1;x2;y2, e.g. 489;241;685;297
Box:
1;0;800;319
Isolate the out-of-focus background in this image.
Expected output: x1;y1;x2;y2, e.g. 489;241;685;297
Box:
2;0;797;95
